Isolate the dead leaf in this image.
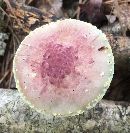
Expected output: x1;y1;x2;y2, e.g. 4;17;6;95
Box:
4;1;58;33
79;0;107;27
36;0;63;18
113;1;130;31
106;15;116;24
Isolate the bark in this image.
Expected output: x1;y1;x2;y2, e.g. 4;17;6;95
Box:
105;35;130;101
0;89;130;133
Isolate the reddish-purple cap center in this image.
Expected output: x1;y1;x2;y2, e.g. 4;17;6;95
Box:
41;44;78;87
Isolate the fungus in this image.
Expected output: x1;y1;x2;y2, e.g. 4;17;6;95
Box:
13;19;114;117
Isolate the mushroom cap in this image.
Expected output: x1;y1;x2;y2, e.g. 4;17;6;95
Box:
13;19;114;117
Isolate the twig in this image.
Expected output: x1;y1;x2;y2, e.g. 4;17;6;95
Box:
103;0;130;5
106;2;115;32
0;70;10;84
7;26;20;44
77;0;83;19
0;5;21;44
8;35;16;89
0;6;9;17
3;0;15;15
73;0;88;18
25;0;33;4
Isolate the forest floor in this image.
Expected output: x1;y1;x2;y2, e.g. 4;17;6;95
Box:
0;0;130;102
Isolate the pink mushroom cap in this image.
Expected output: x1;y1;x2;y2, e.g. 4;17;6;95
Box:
13;19;114;116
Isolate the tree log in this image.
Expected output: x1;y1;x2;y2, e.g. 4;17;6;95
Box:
0;89;130;133
105;35;130;101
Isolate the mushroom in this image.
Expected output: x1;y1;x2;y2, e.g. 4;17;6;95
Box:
13;19;114;117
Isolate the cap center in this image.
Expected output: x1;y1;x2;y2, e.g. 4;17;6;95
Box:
41;43;78;87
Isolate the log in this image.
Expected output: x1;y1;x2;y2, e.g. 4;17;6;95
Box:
0;88;130;133
105;35;130;101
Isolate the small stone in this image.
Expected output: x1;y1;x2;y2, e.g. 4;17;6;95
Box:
84;120;96;130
